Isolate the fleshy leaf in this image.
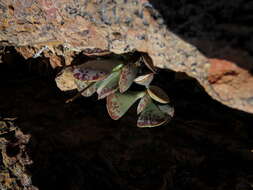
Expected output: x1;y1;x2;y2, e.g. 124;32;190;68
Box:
77;60;121;72
119;64;138;93
74;79;97;97
137;94;151;114
112;63;124;72
74;78;89;91
147;85;170;104
73;60;122;82
142;54;157;73
137;102;169;128
55;66;76;91
158;104;175;117
97;71;120;99
106;91;146;120
134;73;154;87
73;67;107;82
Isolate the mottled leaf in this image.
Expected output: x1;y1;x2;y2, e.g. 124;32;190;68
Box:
74;78;90;91
74;79;97;97
119;64;138;93
97;71;120;99
137;94;151;114
78;60;121;72
73;67;107;82
134;73;154;87
73;60;122;82
55;66;76;91
142;54;157;73
106;91;146;120
158;104;175;117
147;85;170;104
137;102;169;128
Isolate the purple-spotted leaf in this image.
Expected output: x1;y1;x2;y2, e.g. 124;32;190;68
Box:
137;94;151;114
119;64;138;93
147;85;170;104
97;71;120;99
137;102;169;128
134;73;154;87
158;104;175;117
73;60;122;82
142;54;157;73
106;91;146;120
73;67;107;82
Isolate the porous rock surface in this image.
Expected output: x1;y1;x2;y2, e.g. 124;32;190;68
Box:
0;118;38;190
0;0;253;113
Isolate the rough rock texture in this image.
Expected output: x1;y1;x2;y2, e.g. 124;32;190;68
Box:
1;48;253;190
0;117;38;190
0;0;253;113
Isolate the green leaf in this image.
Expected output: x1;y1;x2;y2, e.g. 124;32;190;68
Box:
97;71;120;99
106;91;146;120
112;63;124;72
119;63;138;93
158;104;175;117
74;78;89;91
73;60;122;82
137;102;169;128
137;94;151;114
147;85;170;104
74;79;96;97
134;73;154;87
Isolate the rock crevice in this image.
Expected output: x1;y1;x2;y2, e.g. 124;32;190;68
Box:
0;0;253;113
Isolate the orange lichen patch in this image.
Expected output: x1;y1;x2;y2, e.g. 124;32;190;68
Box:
208;58;253;103
208;58;239;84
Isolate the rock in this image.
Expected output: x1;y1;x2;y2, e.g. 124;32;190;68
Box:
0;0;252;113
0;117;38;190
208;57;253;113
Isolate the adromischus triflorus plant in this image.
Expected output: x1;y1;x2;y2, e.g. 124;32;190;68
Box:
55;54;174;127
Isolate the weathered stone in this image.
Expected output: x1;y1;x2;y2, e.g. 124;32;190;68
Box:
0;0;253;113
0;118;38;190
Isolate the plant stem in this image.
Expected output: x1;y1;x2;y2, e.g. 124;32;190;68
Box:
65;82;94;103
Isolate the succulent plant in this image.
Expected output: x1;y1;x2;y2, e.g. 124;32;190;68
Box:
57;54;174;127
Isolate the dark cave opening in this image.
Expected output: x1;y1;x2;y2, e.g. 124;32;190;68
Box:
0;47;253;190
